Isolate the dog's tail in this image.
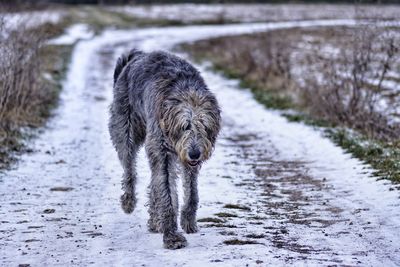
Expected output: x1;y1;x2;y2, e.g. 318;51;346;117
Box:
114;49;144;86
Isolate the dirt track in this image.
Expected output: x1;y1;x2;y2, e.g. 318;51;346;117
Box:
1;22;400;266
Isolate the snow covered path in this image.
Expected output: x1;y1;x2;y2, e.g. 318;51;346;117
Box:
1;21;400;267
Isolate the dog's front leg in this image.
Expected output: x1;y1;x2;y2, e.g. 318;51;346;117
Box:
146;139;187;249
159;155;188;249
181;167;199;233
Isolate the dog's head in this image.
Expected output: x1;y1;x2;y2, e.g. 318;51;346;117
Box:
159;89;221;168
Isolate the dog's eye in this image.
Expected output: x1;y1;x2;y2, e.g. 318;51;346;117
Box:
205;127;214;138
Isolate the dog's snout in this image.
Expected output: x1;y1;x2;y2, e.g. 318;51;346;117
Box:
188;148;201;160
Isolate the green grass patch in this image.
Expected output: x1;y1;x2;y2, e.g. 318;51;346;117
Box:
252;89;293;110
326;129;400;182
282;113;334;128
283;112;400;182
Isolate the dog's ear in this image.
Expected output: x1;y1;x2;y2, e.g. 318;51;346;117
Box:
153;77;171;128
202;95;221;146
159;114;166;132
156;102;167;133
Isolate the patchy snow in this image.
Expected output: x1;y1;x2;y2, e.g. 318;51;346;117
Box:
1;10;63;33
48;24;94;45
1;21;400;266
110;4;400;23
288;20;400;124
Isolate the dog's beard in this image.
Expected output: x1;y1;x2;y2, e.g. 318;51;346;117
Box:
174;130;213;165
175;131;192;164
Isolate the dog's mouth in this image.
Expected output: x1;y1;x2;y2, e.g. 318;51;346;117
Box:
187;160;200;167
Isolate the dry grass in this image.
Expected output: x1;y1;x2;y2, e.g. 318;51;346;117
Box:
183;31;294;110
183;22;400;182
184;24;400;142
184;36;294;112
299;25;400;141
0;12;71;168
0;17;43;126
0;15;43;167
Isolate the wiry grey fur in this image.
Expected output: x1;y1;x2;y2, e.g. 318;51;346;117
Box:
109;49;221;249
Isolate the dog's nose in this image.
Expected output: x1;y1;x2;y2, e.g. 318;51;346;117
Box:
188;148;201;160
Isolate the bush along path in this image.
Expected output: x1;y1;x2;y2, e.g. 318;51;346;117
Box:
1;21;399;266
182;24;400;183
0;18;74;169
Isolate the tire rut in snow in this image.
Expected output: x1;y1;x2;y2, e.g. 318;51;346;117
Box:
208;125;361;264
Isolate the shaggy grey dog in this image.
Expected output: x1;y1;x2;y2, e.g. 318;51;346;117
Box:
109;49;221;249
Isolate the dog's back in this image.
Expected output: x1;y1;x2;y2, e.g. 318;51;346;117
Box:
114;50;205;94
113;49;145;86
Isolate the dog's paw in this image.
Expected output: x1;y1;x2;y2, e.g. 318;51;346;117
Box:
120;193;136;214
181;214;199;234
163;232;187;250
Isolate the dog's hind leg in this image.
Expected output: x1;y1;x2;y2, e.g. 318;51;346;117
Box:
119;144;138;214
147;178;160;233
109;87;145;214
180;167;199;234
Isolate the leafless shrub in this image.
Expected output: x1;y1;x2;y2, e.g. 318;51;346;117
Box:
301;24;400;140
254;33;292;91
0;13;45;130
186;31;293;93
214;9;227;24
0;5;67;167
185;24;400;141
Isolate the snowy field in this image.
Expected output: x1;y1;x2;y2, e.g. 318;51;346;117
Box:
1;20;400;266
110;4;400;23
0;10;63;33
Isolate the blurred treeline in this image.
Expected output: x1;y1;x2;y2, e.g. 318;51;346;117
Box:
0;0;398;5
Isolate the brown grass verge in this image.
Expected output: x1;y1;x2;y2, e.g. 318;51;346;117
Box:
0;13;72;169
183;24;400;142
182;23;400;182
